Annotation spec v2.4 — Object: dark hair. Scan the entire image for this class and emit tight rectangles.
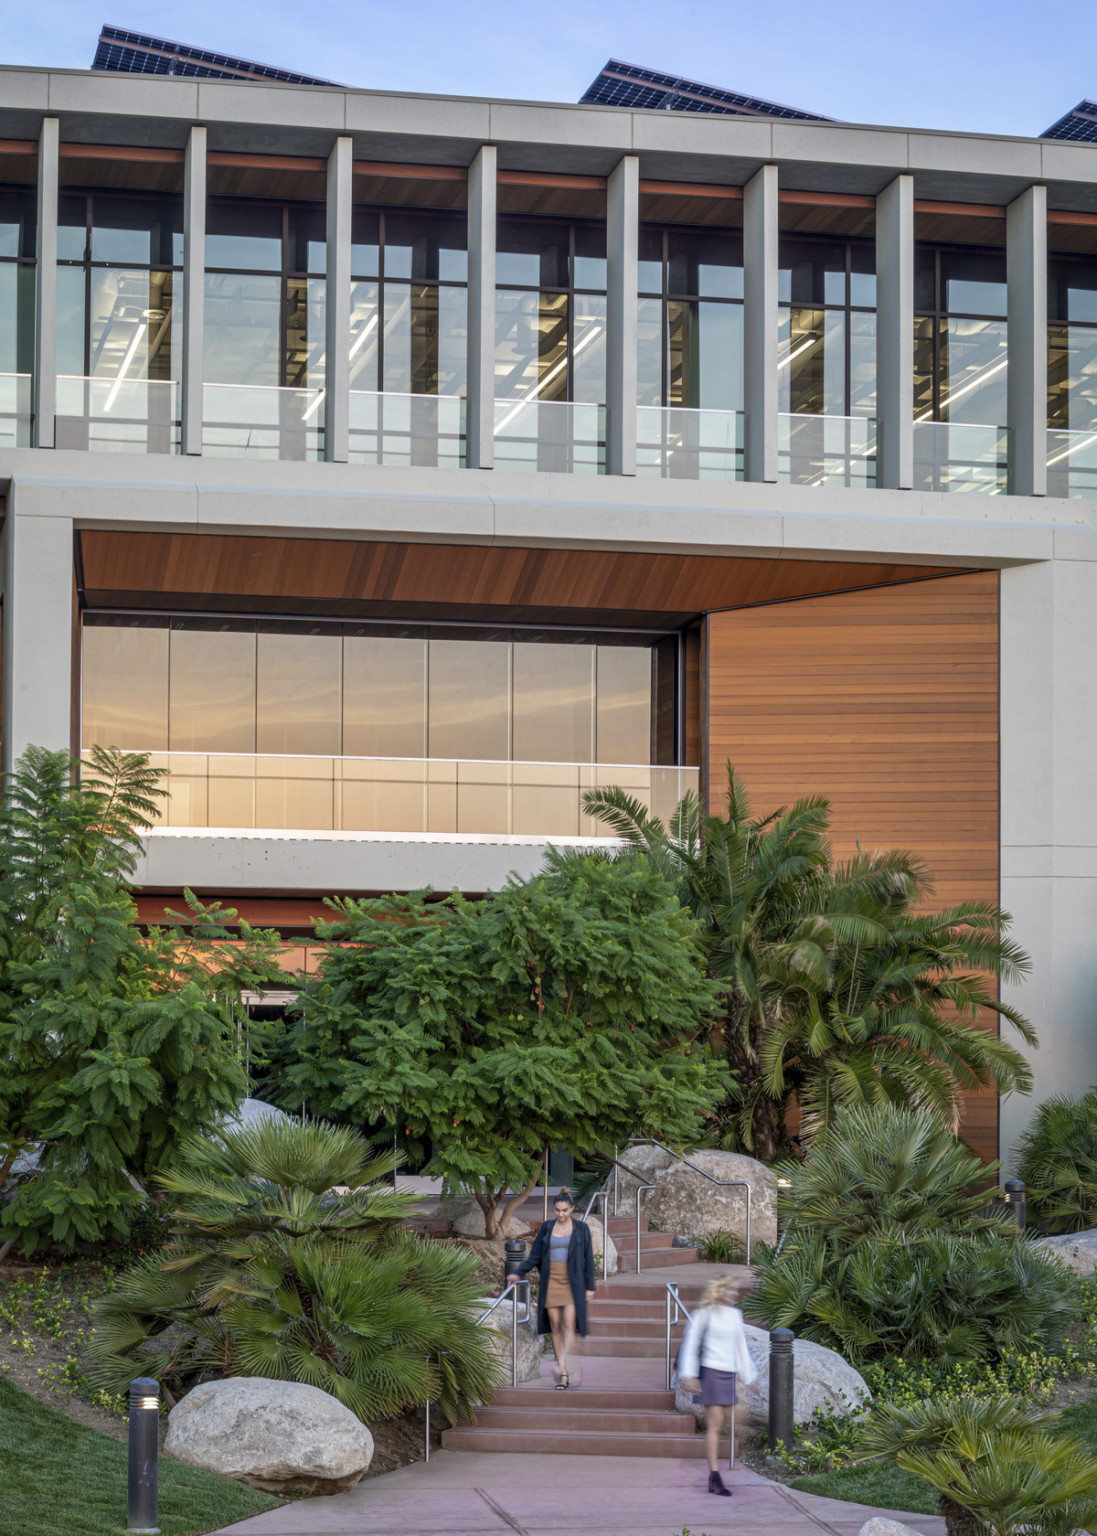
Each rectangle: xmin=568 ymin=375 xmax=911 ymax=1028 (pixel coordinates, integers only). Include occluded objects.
xmin=554 ymin=1188 xmax=575 ymax=1207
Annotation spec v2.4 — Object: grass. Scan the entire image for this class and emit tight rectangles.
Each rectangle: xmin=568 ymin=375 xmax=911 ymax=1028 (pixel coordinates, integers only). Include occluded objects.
xmin=0 ymin=1376 xmax=279 ymax=1536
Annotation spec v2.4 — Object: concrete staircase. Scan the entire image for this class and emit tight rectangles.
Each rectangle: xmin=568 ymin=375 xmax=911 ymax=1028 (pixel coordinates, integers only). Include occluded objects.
xmin=442 ymin=1217 xmax=718 ymax=1458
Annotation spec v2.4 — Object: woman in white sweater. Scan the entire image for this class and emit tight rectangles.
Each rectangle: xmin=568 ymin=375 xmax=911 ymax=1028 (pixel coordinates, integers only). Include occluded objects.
xmin=677 ymin=1274 xmax=758 ymax=1496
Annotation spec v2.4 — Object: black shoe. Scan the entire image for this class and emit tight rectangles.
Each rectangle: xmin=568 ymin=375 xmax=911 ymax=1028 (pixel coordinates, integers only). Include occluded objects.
xmin=708 ymin=1470 xmax=732 ymax=1496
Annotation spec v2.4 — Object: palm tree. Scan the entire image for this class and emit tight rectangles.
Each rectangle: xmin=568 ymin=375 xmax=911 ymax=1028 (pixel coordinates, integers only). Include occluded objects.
xmin=575 ymin=765 xmax=1035 ymax=1157
xmin=1015 ymin=1089 xmax=1097 ymax=1233
xmin=89 ymin=1117 xmax=502 ymax=1423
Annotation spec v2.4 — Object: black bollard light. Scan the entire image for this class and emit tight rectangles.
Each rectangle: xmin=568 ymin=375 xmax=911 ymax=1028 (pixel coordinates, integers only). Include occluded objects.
xmin=128 ymin=1377 xmax=160 ymax=1534
xmin=503 ymin=1239 xmax=527 ymax=1286
xmin=1004 ymin=1179 xmax=1026 ymax=1232
xmin=768 ymin=1329 xmax=795 ymax=1456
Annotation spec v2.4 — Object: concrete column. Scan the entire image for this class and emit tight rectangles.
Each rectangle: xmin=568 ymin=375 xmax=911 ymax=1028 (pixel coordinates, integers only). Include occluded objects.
xmin=606 ymin=154 xmax=638 ymax=477
xmin=0 ymin=507 xmax=75 ymax=772
xmin=324 ymin=136 xmax=352 ymax=464
xmin=33 ymin=116 xmax=59 ymax=450
xmin=743 ymin=163 xmax=778 ymax=483
xmin=1007 ymin=184 xmax=1048 ymax=498
xmin=466 ymin=144 xmax=497 ymax=470
xmin=182 ymin=125 xmax=207 ymax=457
xmin=875 ymin=174 xmax=914 ymax=490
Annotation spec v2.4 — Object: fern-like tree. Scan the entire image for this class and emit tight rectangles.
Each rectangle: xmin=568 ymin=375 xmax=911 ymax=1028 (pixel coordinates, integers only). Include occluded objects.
xmin=578 ymin=767 xmax=1034 ymax=1156
xmin=88 ymin=1117 xmax=502 ymax=1424
xmin=271 ymin=854 xmax=730 ymax=1238
xmin=1015 ymin=1089 xmax=1097 ymax=1233
xmin=0 ymin=746 xmax=286 ymax=1255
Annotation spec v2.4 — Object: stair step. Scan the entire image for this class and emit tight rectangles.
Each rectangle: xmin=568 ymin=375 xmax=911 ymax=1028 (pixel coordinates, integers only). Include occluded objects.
xmin=491 ymin=1387 xmax=676 ymax=1410
xmin=587 ymin=1299 xmax=689 ymax=1320
xmin=616 ymin=1247 xmax=699 ymax=1271
xmin=597 ymin=1281 xmax=708 ymax=1303
xmin=467 ymin=1406 xmax=692 ymax=1434
xmin=442 ymin=1427 xmax=707 ymax=1458
xmin=606 ymin=1218 xmax=650 ymax=1234
xmin=612 ymin=1231 xmax=681 ymax=1251
xmin=582 ymin=1335 xmax=673 ymax=1357
xmin=586 ymin=1318 xmax=674 ymax=1339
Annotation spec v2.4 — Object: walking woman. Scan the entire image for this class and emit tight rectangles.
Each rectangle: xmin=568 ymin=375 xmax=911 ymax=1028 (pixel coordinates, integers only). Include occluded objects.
xmin=677 ymin=1274 xmax=758 ymax=1496
xmin=506 ymin=1189 xmax=595 ymax=1389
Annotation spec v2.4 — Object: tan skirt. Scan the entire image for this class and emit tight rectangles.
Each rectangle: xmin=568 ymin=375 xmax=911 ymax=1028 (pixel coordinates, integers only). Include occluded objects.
xmin=544 ymin=1260 xmax=574 ymax=1309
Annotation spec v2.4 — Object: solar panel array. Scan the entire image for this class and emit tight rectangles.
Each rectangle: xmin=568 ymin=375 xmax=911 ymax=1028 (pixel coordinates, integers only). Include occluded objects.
xmin=91 ymin=24 xmax=341 ymax=85
xmin=579 ymin=59 xmax=828 ymax=121
xmin=1041 ymin=101 xmax=1097 ymax=144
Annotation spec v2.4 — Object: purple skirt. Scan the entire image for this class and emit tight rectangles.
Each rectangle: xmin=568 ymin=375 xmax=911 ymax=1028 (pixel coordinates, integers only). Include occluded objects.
xmin=699 ymin=1367 xmax=738 ymax=1407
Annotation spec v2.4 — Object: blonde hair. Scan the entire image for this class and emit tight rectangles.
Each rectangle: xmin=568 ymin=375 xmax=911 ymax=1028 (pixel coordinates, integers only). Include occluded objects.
xmin=701 ymin=1273 xmax=742 ymax=1310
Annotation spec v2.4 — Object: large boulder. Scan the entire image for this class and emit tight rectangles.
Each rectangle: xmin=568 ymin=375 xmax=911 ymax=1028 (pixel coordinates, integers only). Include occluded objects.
xmin=643 ymin=1149 xmax=778 ymax=1256
xmin=164 ymin=1377 xmax=373 ymax=1495
xmin=675 ymin=1323 xmax=870 ymax=1429
xmin=475 ymin=1294 xmax=542 ymax=1385
xmin=1036 ymin=1228 xmax=1097 ymax=1276
xmin=613 ymin=1145 xmax=677 ymax=1215
xmin=436 ymin=1198 xmax=532 ymax=1240
xmin=858 ymin=1522 xmax=927 ymax=1536
xmin=585 ymin=1215 xmax=618 ymax=1278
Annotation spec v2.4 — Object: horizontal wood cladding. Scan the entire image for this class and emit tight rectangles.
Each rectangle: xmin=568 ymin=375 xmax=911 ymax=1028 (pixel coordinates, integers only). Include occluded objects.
xmin=79 ymin=530 xmax=953 ymax=628
xmin=706 ymin=571 xmax=1000 ymax=1160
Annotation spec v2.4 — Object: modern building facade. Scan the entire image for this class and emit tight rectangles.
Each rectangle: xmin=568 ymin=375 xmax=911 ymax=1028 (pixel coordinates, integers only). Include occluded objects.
xmin=2 ymin=67 xmax=1097 ymax=1165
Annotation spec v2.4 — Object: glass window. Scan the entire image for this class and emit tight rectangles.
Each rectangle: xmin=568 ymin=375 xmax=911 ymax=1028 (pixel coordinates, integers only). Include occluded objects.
xmin=0 ymin=262 xmax=35 ymax=374
xmin=1049 ymin=257 xmax=1097 ymax=432
xmin=286 ymin=276 xmax=326 ymax=392
xmin=81 ymin=619 xmax=168 ymax=749
xmin=639 ymin=227 xmax=744 ymax=409
xmin=915 ymin=247 xmax=1007 ymax=424
xmin=497 ymin=219 xmax=567 ymax=288
xmin=0 ymin=188 xmax=35 ymax=260
xmin=257 ymin=629 xmax=342 ymax=756
xmin=56 ymin=265 xmax=87 ymax=377
xmin=91 ymin=196 xmax=182 ymax=268
xmin=169 ymin=624 xmax=256 ymax=753
xmin=204 ymin=272 xmax=282 ymax=387
xmin=206 ymin=203 xmax=282 ymax=271
xmin=596 ymin=646 xmax=652 ymax=764
xmin=87 ymin=268 xmax=180 ymax=383
xmin=495 ymin=289 xmax=569 ymax=402
xmin=495 ymin=219 xmax=605 ymax=405
xmin=428 ymin=636 xmax=511 ymax=760
xmin=512 ymin=640 xmax=594 ymax=763
xmin=349 ymin=281 xmax=380 ymax=392
xmin=778 ymin=236 xmax=876 ymax=418
xmin=669 ymin=299 xmax=744 ymax=411
xmin=343 ymin=633 xmax=427 ymax=758
xmin=779 ymin=308 xmax=847 ymax=415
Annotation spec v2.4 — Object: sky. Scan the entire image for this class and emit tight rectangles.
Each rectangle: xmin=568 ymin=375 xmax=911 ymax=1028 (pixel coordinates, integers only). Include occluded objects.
xmin=1 ymin=0 xmax=1090 ymax=141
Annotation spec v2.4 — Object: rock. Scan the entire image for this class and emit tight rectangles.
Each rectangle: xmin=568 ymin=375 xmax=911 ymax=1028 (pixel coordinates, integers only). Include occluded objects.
xmin=674 ymin=1322 xmax=870 ymax=1428
xmin=164 ymin=1377 xmax=373 ymax=1495
xmin=585 ymin=1215 xmax=618 ymax=1278
xmin=436 ymin=1198 xmax=532 ymax=1240
xmin=474 ymin=1294 xmax=542 ymax=1385
xmin=858 ymin=1522 xmax=927 ymax=1536
xmin=223 ymin=1097 xmax=293 ymax=1131
xmin=613 ymin=1145 xmax=677 ymax=1215
xmin=643 ymin=1149 xmax=778 ymax=1257
xmin=1036 ymin=1228 xmax=1097 ymax=1276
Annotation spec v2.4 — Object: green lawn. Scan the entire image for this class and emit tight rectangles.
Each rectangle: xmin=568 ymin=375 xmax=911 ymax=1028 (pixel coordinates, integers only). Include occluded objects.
xmin=791 ymin=1383 xmax=1097 ymax=1514
xmin=0 ymin=1378 xmax=279 ymax=1536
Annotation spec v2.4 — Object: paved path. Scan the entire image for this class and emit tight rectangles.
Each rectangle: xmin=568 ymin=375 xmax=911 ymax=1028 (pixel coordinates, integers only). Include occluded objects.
xmin=209 ymin=1450 xmax=947 ymax=1536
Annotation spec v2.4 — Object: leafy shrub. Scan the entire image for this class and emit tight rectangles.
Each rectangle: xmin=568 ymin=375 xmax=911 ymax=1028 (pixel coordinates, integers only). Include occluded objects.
xmin=87 ymin=1116 xmax=502 ymax=1424
xmin=698 ymin=1229 xmax=742 ymax=1264
xmin=1015 ymin=1089 xmax=1097 ymax=1234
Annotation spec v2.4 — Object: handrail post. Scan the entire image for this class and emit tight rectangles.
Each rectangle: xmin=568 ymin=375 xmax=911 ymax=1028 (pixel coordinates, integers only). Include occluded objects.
xmin=613 ymin=1145 xmax=619 ymax=1218
xmin=424 ymin=1396 xmax=430 ymax=1462
xmin=745 ymin=1187 xmax=751 ymax=1264
xmin=511 ymin=1284 xmax=518 ymax=1387
xmin=665 ymin=1285 xmax=672 ymax=1391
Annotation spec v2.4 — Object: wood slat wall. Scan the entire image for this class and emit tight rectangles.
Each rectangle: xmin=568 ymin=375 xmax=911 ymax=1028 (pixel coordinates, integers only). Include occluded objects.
xmin=705 ymin=570 xmax=1001 ymax=1160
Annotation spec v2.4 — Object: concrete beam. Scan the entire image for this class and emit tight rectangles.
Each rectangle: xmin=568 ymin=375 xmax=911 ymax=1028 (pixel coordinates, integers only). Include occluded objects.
xmin=876 ymin=174 xmax=914 ymax=490
xmin=324 ymin=136 xmax=353 ymax=464
xmin=606 ymin=154 xmax=639 ymax=477
xmin=0 ymin=508 xmax=74 ymax=772
xmin=466 ymin=144 xmax=497 ymax=470
xmin=1007 ymin=184 xmax=1048 ymax=498
xmin=744 ymin=163 xmax=778 ymax=484
xmin=182 ymin=125 xmax=206 ymax=457
xmin=33 ymin=116 xmax=58 ymax=450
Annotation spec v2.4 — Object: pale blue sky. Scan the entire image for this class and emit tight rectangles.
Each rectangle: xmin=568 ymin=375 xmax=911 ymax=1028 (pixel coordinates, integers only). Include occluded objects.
xmin=2 ymin=0 xmax=1086 ymax=140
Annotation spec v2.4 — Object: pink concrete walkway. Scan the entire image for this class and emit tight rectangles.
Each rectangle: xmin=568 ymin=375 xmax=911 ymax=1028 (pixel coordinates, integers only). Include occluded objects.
xmin=209 ymin=1450 xmax=947 ymax=1536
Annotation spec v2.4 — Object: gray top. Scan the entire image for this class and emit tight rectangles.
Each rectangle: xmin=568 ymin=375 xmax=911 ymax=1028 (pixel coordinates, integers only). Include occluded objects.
xmin=549 ymin=1226 xmax=573 ymax=1263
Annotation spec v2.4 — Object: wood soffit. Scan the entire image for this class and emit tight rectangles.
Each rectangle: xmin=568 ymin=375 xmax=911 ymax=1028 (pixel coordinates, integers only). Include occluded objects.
xmin=79 ymin=531 xmax=959 ymax=628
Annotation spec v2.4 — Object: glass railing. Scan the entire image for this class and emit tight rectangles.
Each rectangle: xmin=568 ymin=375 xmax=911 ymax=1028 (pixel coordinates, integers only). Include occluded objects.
xmin=202 ymin=384 xmax=324 ymax=460
xmin=493 ymin=399 xmax=605 ymax=475
xmin=912 ymin=422 xmax=1009 ymax=494
xmin=0 ymin=372 xmax=32 ymax=449
xmin=636 ymin=406 xmax=742 ymax=481
xmin=348 ymin=391 xmax=465 ymax=468
xmin=54 ymin=376 xmax=179 ymax=455
xmin=140 ymin=752 xmax=697 ymax=838
xmin=1047 ymin=429 xmax=1097 ymax=499
xmin=779 ymin=413 xmax=876 ymax=488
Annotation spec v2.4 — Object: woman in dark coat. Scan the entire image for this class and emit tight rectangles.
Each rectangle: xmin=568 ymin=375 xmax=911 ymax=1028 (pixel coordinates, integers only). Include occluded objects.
xmin=506 ymin=1189 xmax=595 ymax=1389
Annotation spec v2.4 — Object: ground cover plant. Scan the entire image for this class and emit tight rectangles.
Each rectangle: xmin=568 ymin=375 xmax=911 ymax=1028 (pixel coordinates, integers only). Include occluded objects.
xmin=0 ymin=745 xmax=285 ymax=1256
xmin=1016 ymin=1088 xmax=1097 ymax=1233
xmin=576 ymin=766 xmax=1035 ymax=1158
xmin=0 ymin=1375 xmax=277 ymax=1536
xmin=88 ymin=1115 xmax=502 ymax=1424
xmin=271 ymin=854 xmax=730 ymax=1237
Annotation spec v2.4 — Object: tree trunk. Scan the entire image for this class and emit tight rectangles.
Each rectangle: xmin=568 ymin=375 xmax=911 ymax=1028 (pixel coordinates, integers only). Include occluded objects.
xmin=939 ymin=1494 xmax=985 ymax=1536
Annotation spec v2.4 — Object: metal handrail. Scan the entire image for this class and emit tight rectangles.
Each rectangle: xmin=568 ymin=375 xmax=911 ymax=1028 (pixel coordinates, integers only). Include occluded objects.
xmin=428 ymin=1282 xmax=531 ymax=1461
xmin=666 ymin=1282 xmax=736 ymax=1470
xmin=581 ymin=1152 xmax=656 ymax=1279
xmin=627 ymin=1138 xmax=752 ymax=1266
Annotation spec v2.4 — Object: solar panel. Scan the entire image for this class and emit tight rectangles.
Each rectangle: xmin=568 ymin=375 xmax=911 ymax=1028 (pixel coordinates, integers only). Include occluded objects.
xmin=91 ymin=23 xmax=342 ymax=86
xmin=579 ymin=59 xmax=829 ymax=121
xmin=1041 ymin=101 xmax=1097 ymax=144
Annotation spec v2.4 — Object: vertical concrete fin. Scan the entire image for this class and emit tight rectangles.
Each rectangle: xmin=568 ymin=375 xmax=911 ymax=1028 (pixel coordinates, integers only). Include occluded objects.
xmin=876 ymin=173 xmax=914 ymax=490
xmin=1007 ymin=184 xmax=1047 ymax=498
xmin=466 ymin=144 xmax=497 ymax=470
xmin=743 ymin=163 xmax=778 ymax=483
xmin=182 ymin=125 xmax=207 ymax=458
xmin=33 ymin=116 xmax=59 ymax=450
xmin=606 ymin=154 xmax=639 ymax=477
xmin=1 ymin=507 xmax=75 ymax=774
xmin=325 ymin=136 xmax=352 ymax=464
